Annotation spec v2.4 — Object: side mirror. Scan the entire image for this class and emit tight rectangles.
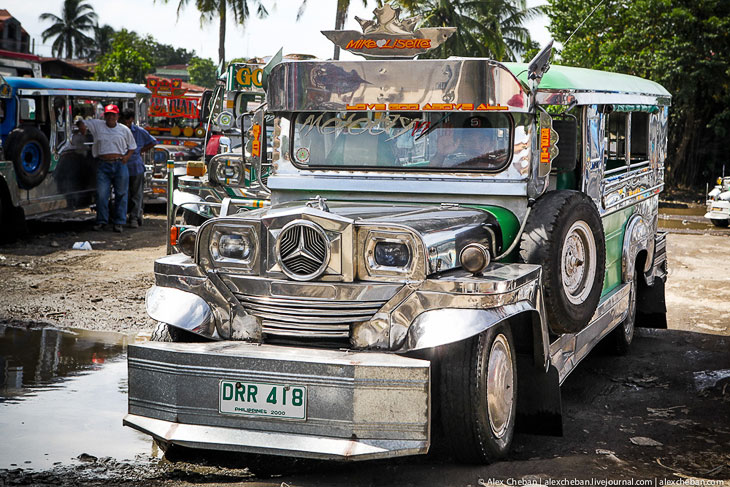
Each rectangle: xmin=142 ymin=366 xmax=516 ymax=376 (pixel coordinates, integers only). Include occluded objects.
xmin=217 ymin=111 xmax=234 ymax=130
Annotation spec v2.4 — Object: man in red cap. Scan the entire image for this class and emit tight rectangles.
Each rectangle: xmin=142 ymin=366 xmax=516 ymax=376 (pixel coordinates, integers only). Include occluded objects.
xmin=79 ymin=104 xmax=136 ymax=232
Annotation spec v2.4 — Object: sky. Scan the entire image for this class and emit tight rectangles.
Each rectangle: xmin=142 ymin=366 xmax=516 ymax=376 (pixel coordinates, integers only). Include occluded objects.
xmin=7 ymin=0 xmax=551 ymax=63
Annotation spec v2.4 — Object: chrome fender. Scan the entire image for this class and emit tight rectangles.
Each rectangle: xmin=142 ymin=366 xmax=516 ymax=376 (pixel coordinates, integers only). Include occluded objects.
xmin=622 ymin=214 xmax=653 ymax=285
xmin=146 ymin=286 xmax=217 ymax=338
xmin=172 ymin=189 xmax=206 ymax=215
xmin=401 ymin=301 xmax=539 ymax=352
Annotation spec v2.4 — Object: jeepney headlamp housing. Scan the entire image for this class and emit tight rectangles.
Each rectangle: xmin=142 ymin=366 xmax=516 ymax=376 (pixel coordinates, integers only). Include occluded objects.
xmin=210 ymin=157 xmax=243 ymax=186
xmin=358 ymin=228 xmax=423 ymax=281
xmin=206 ymin=224 xmax=259 ymax=272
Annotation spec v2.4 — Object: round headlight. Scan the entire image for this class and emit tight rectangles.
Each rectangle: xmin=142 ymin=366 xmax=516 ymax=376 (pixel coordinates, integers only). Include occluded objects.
xmin=460 ymin=243 xmax=491 ymax=274
xmin=374 ymin=242 xmax=410 ymax=268
xmin=178 ymin=228 xmax=197 ymax=256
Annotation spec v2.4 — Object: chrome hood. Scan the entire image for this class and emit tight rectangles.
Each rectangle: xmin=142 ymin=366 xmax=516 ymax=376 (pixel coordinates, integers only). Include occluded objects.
xmin=196 ymin=200 xmax=504 ymax=282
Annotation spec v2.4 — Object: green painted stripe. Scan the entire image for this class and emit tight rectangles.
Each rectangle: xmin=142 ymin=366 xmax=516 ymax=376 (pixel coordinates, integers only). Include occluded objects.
xmin=600 ymin=206 xmax=634 ymax=296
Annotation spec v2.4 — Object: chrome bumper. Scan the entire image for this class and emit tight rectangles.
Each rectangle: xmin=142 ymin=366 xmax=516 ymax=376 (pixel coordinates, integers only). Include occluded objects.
xmin=124 ymin=341 xmax=430 ymax=460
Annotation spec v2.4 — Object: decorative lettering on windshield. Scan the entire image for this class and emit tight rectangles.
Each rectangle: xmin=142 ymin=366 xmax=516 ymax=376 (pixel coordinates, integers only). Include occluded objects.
xmin=345 ymin=103 xmax=508 ymax=111
xmin=298 ymin=113 xmax=430 ymax=141
xmin=292 ymin=111 xmax=513 ymax=172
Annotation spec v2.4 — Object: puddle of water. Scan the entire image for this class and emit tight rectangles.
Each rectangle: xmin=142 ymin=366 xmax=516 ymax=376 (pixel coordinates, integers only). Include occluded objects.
xmin=657 ymin=217 xmax=715 ymax=231
xmin=693 ymin=369 xmax=730 ymax=391
xmin=0 ymin=325 xmax=154 ymax=471
xmin=660 ymin=205 xmax=707 ymax=217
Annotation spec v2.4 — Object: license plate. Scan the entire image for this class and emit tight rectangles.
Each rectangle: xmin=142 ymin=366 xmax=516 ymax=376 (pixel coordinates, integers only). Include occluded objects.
xmin=219 ymin=380 xmax=307 ymax=420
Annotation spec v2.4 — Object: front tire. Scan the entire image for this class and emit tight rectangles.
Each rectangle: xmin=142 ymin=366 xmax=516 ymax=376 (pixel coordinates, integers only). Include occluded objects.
xmin=710 ymin=218 xmax=729 ymax=228
xmin=439 ymin=324 xmax=517 ymax=463
xmin=151 ymin=322 xmax=203 ymax=342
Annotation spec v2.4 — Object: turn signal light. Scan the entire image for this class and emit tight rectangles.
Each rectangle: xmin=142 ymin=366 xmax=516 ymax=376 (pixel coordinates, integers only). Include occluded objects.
xmin=170 ymin=226 xmax=179 ymax=246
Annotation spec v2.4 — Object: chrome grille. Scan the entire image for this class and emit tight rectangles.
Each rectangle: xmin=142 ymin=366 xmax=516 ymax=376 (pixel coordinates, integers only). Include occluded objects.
xmin=235 ymin=294 xmax=386 ymax=338
xmin=276 ymin=221 xmax=330 ymax=280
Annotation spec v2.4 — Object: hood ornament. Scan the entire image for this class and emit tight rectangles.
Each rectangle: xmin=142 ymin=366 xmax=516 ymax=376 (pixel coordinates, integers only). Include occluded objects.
xmin=306 ymin=195 xmax=330 ymax=212
xmin=321 ymin=3 xmax=455 ymax=59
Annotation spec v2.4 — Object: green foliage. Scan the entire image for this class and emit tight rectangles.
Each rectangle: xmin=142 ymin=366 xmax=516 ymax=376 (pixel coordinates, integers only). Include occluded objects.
xmin=94 ymin=46 xmax=152 ymax=83
xmin=397 ymin=0 xmax=544 ymax=61
xmin=39 ymin=0 xmax=97 ymax=59
xmin=547 ymin=0 xmax=730 ymax=187
xmin=188 ymin=57 xmax=217 ymax=88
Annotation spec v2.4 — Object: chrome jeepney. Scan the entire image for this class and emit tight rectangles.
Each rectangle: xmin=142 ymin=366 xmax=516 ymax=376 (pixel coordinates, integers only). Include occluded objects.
xmin=172 ymin=62 xmax=271 ymax=228
xmin=126 ymin=6 xmax=670 ymax=463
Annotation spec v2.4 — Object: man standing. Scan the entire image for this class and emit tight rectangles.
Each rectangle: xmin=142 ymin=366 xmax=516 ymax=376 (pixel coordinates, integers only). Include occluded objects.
xmin=79 ymin=104 xmax=136 ymax=232
xmin=120 ymin=110 xmax=157 ymax=228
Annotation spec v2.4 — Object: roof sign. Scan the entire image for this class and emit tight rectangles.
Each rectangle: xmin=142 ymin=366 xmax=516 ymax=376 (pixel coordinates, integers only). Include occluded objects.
xmin=321 ymin=4 xmax=455 ymax=59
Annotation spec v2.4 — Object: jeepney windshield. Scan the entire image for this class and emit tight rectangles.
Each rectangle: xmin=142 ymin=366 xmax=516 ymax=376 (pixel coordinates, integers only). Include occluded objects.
xmin=291 ymin=111 xmax=512 ymax=171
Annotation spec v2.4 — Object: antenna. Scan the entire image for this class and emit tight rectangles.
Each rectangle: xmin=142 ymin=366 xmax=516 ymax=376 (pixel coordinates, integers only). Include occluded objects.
xmin=563 ymin=0 xmax=607 ymax=48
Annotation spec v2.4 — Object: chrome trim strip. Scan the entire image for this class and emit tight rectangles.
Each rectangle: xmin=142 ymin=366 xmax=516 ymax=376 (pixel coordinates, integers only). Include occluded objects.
xmin=123 ymin=415 xmax=428 ymax=460
xmin=549 ymin=283 xmax=631 ymax=384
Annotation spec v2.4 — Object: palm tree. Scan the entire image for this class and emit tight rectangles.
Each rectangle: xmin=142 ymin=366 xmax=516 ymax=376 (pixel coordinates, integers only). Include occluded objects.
xmin=39 ymin=0 xmax=98 ymax=59
xmin=92 ymin=24 xmax=116 ymax=60
xmin=397 ymin=0 xmax=544 ymax=61
xmin=297 ymin=0 xmax=371 ymax=60
xmin=159 ymin=0 xmax=268 ymax=66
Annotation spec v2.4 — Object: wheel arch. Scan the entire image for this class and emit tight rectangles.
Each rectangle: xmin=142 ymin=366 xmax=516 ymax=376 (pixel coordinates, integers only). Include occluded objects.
xmin=621 ymin=214 xmax=653 ymax=286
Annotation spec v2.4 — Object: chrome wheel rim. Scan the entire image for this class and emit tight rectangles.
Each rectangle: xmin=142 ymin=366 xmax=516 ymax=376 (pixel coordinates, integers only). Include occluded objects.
xmin=487 ymin=334 xmax=514 ymax=439
xmin=562 ymin=220 xmax=597 ymax=305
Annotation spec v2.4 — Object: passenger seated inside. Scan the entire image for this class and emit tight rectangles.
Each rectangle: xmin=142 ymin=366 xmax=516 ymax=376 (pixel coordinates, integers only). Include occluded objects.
xmin=430 ymin=116 xmax=508 ymax=170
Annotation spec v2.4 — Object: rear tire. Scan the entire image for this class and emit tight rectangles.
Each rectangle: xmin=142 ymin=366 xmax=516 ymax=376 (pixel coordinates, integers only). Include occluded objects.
xmin=608 ymin=271 xmax=638 ymax=355
xmin=519 ymin=190 xmax=606 ymax=334
xmin=439 ymin=324 xmax=517 ymax=463
xmin=5 ymin=127 xmax=51 ymax=189
xmin=710 ymin=218 xmax=729 ymax=228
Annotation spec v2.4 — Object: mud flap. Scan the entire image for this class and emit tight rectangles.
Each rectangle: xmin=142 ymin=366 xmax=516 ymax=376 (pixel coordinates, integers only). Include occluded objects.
xmin=516 ymin=354 xmax=562 ymax=436
xmin=636 ymin=274 xmax=667 ymax=329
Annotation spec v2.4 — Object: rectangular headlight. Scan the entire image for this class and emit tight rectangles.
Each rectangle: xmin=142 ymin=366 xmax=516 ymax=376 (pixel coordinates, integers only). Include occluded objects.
xmin=357 ymin=227 xmax=424 ymax=281
xmin=205 ymin=223 xmax=259 ymax=273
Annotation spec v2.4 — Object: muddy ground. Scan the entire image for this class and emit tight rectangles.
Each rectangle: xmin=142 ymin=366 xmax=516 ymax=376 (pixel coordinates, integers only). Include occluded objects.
xmin=0 ymin=203 xmax=729 ymax=486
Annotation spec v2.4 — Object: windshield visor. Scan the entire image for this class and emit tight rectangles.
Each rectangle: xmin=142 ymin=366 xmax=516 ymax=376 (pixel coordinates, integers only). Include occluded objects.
xmin=292 ymin=112 xmax=512 ymax=171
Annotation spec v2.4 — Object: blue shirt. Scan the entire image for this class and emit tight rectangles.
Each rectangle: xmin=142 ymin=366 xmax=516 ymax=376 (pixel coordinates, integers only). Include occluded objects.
xmin=128 ymin=124 xmax=157 ymax=176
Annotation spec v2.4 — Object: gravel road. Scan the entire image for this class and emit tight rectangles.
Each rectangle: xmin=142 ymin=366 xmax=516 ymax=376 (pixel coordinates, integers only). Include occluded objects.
xmin=0 ymin=205 xmax=728 ymax=486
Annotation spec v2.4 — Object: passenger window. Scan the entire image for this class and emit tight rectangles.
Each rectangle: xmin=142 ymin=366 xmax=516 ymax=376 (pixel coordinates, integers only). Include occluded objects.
xmin=53 ymin=96 xmax=68 ymax=150
xmin=19 ymin=97 xmax=36 ymax=121
xmin=630 ymin=112 xmax=649 ymax=162
xmin=606 ymin=113 xmax=627 ymax=171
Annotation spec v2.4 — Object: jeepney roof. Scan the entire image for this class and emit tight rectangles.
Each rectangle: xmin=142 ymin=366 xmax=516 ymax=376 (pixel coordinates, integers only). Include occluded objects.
xmin=5 ymin=76 xmax=151 ymax=96
xmin=503 ymin=63 xmax=671 ymax=106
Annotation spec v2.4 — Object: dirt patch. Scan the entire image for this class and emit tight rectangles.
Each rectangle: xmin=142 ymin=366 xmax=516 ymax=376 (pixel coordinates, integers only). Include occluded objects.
xmin=0 ymin=210 xmax=166 ymax=333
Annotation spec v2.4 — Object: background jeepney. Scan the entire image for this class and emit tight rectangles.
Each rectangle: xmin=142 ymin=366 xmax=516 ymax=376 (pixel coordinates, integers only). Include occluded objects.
xmin=126 ymin=47 xmax=670 ymax=463
xmin=143 ymin=76 xmax=209 ymax=204
xmin=171 ymin=62 xmax=271 ymax=243
xmin=0 ymin=76 xmax=150 ymax=230
xmin=705 ymin=174 xmax=730 ymax=227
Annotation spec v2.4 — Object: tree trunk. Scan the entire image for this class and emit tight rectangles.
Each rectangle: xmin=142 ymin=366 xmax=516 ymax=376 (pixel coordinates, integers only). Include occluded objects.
xmin=668 ymin=106 xmax=696 ymax=187
xmin=218 ymin=0 xmax=227 ymax=66
xmin=333 ymin=0 xmax=348 ymax=60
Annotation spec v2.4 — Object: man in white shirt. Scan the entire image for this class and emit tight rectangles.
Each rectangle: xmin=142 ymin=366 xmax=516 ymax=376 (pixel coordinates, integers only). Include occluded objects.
xmin=79 ymin=104 xmax=136 ymax=232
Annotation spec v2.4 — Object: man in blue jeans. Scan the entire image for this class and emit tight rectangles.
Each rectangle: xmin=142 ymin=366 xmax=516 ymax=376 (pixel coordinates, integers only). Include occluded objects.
xmin=79 ymin=104 xmax=136 ymax=232
xmin=120 ymin=110 xmax=156 ymax=228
